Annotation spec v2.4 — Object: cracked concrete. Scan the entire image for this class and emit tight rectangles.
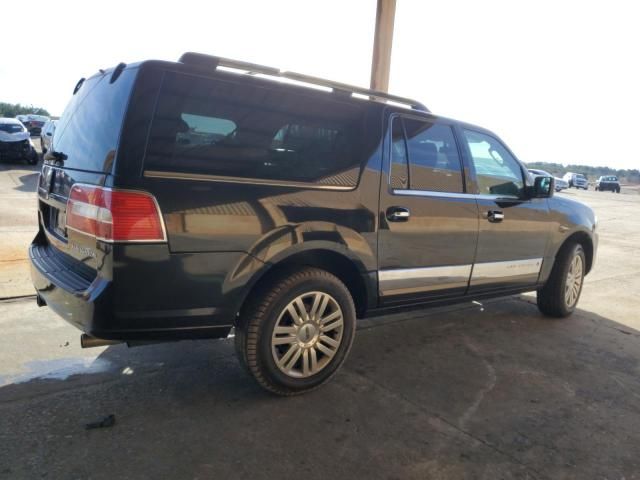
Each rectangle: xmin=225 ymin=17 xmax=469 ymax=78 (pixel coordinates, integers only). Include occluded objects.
xmin=1 ymin=159 xmax=640 ymax=478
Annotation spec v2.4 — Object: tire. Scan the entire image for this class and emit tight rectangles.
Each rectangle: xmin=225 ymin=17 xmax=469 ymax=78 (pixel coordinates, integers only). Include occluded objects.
xmin=616 ymin=188 xmax=621 ymax=193
xmin=235 ymin=267 xmax=356 ymax=396
xmin=25 ymin=150 xmax=38 ymax=165
xmin=537 ymin=243 xmax=586 ymax=318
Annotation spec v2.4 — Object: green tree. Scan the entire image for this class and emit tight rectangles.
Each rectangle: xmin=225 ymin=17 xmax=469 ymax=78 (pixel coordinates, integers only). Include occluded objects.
xmin=0 ymin=102 xmax=51 ymax=118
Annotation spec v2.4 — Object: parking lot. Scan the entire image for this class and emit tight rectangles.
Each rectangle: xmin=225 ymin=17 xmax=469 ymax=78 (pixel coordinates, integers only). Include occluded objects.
xmin=1 ymin=149 xmax=640 ymax=479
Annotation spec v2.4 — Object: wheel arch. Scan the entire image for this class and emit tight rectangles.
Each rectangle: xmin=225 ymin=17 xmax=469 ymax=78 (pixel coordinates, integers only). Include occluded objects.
xmin=558 ymin=231 xmax=594 ymax=274
xmin=234 ymin=248 xmax=373 ymax=323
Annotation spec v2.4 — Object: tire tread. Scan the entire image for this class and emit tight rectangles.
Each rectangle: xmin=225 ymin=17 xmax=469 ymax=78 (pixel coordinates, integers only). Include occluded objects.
xmin=235 ymin=267 xmax=355 ymax=396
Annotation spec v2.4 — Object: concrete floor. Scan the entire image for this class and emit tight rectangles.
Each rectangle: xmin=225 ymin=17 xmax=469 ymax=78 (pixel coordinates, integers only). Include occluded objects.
xmin=1 ymin=154 xmax=640 ymax=479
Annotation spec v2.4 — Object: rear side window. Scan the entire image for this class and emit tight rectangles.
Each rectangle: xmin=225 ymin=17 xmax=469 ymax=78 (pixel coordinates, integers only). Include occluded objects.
xmin=389 ymin=117 xmax=464 ymax=193
xmin=52 ymin=68 xmax=137 ymax=172
xmin=404 ymin=119 xmax=463 ymax=193
xmin=145 ymin=72 xmax=366 ymax=187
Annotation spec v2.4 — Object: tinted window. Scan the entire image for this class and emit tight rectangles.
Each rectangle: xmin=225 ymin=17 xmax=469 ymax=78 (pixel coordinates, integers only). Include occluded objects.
xmin=464 ymin=129 xmax=524 ymax=197
xmin=404 ymin=119 xmax=463 ymax=192
xmin=52 ymin=68 xmax=137 ymax=172
xmin=145 ymin=72 xmax=365 ymax=186
xmin=390 ymin=117 xmax=409 ymax=189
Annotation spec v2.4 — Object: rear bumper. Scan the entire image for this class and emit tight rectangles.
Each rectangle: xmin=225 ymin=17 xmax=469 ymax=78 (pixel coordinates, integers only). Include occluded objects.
xmin=29 ymin=241 xmax=234 ymax=340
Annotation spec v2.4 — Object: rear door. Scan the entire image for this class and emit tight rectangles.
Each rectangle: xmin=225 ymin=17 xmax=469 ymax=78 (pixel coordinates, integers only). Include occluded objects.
xmin=378 ymin=115 xmax=478 ymax=305
xmin=459 ymin=128 xmax=551 ymax=292
xmin=36 ymin=67 xmax=138 ymax=273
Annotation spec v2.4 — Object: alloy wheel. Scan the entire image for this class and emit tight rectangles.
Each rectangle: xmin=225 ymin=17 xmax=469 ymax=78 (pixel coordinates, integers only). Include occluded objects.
xmin=564 ymin=254 xmax=583 ymax=308
xmin=271 ymin=291 xmax=344 ymax=378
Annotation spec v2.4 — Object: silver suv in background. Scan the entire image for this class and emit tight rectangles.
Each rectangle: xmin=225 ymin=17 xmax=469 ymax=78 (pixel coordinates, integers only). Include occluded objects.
xmin=563 ymin=172 xmax=588 ymax=189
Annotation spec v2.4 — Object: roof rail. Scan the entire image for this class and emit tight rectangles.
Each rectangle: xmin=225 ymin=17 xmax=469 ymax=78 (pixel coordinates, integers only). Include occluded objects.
xmin=178 ymin=52 xmax=429 ymax=113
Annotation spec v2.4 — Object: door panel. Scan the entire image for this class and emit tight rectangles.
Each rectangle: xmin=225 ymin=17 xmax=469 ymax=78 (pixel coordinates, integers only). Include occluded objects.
xmin=379 ymin=116 xmax=479 ymax=304
xmin=460 ymin=128 xmax=551 ymax=292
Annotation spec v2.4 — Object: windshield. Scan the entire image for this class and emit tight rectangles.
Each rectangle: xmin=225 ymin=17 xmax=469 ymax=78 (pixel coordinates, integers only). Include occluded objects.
xmin=0 ymin=123 xmax=25 ymax=133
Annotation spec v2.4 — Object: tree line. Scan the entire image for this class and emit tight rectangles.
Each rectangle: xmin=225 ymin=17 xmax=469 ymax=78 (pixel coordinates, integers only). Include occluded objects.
xmin=525 ymin=161 xmax=640 ymax=184
xmin=0 ymin=102 xmax=51 ymax=118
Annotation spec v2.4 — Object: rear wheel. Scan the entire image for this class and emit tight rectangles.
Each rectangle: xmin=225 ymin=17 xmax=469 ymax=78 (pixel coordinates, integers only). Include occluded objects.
xmin=537 ymin=243 xmax=585 ymax=317
xmin=235 ymin=267 xmax=356 ymax=395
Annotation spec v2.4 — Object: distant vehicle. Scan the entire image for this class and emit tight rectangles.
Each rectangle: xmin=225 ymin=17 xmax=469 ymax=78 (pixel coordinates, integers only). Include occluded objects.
xmin=0 ymin=118 xmax=38 ymax=164
xmin=563 ymin=172 xmax=588 ymax=190
xmin=30 ymin=53 xmax=598 ymax=395
xmin=40 ymin=120 xmax=57 ymax=154
xmin=528 ymin=169 xmax=568 ymax=191
xmin=595 ymin=175 xmax=620 ymax=193
xmin=16 ymin=114 xmax=50 ymax=135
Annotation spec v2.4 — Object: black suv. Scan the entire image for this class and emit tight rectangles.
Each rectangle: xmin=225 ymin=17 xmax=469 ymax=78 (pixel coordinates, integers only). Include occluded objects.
xmin=30 ymin=53 xmax=598 ymax=395
xmin=596 ymin=176 xmax=621 ymax=193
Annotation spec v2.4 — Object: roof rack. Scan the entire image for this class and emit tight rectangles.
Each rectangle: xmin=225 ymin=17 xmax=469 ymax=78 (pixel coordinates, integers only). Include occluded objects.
xmin=178 ymin=52 xmax=429 ymax=113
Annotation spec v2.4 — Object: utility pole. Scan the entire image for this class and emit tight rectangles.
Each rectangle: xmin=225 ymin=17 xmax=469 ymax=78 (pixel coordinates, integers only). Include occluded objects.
xmin=370 ymin=0 xmax=397 ymax=93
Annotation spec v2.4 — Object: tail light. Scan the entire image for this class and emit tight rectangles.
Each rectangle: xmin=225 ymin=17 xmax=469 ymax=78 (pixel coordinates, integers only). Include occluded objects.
xmin=66 ymin=184 xmax=166 ymax=242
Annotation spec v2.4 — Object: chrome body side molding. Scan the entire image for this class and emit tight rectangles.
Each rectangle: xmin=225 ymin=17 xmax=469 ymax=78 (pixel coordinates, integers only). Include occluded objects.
xmin=470 ymin=258 xmax=543 ymax=286
xmin=143 ymin=170 xmax=355 ymax=191
xmin=378 ymin=258 xmax=544 ymax=296
xmin=379 ymin=265 xmax=472 ymax=296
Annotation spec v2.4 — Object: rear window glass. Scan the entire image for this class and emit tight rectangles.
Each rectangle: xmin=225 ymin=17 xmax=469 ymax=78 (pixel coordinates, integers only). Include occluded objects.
xmin=145 ymin=71 xmax=365 ymax=186
xmin=51 ymin=67 xmax=137 ymax=172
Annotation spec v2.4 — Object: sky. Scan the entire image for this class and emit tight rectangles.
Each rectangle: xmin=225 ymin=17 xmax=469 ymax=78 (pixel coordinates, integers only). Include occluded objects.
xmin=1 ymin=0 xmax=638 ymax=169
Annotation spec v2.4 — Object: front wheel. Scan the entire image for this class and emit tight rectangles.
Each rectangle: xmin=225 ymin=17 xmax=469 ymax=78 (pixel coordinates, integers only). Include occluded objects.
xmin=537 ymin=243 xmax=586 ymax=317
xmin=25 ymin=150 xmax=38 ymax=165
xmin=235 ymin=268 xmax=356 ymax=395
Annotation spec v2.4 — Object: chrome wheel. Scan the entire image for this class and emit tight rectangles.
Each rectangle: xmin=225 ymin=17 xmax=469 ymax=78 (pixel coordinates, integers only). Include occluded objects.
xmin=564 ymin=254 xmax=583 ymax=308
xmin=271 ymin=291 xmax=344 ymax=378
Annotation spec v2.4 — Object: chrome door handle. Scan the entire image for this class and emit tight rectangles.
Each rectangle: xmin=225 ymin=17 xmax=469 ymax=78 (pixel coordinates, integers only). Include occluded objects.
xmin=487 ymin=210 xmax=504 ymax=223
xmin=386 ymin=206 xmax=410 ymax=222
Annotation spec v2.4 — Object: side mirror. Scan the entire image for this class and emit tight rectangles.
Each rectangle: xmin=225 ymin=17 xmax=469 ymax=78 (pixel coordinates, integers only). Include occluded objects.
xmin=46 ymin=132 xmax=52 ymax=136
xmin=530 ymin=175 xmax=554 ymax=198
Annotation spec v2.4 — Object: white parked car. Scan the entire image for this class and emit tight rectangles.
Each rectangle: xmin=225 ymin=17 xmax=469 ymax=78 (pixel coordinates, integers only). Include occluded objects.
xmin=563 ymin=172 xmax=588 ymax=190
xmin=528 ymin=169 xmax=568 ymax=191
xmin=0 ymin=118 xmax=38 ymax=164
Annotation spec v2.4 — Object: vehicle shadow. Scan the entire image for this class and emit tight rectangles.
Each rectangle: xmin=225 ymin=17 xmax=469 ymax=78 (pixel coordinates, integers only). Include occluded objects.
xmin=0 ymin=160 xmax=40 ymax=192
xmin=1 ymin=298 xmax=639 ymax=478
xmin=14 ymin=172 xmax=39 ymax=192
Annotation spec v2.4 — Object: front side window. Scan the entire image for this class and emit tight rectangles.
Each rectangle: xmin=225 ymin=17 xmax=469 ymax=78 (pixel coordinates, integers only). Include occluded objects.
xmin=463 ymin=129 xmax=524 ymax=197
xmin=146 ymin=72 xmax=365 ymax=186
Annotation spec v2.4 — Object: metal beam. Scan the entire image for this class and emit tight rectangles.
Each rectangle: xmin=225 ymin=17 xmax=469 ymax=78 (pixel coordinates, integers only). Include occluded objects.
xmin=370 ymin=0 xmax=397 ymax=93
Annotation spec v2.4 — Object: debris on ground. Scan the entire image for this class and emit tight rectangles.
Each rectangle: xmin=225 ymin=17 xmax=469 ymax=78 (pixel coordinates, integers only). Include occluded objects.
xmin=85 ymin=414 xmax=116 ymax=430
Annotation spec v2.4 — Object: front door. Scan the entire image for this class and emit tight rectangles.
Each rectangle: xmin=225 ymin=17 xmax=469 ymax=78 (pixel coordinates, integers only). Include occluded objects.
xmin=459 ymin=128 xmax=551 ymax=292
xmin=378 ymin=115 xmax=479 ymax=305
